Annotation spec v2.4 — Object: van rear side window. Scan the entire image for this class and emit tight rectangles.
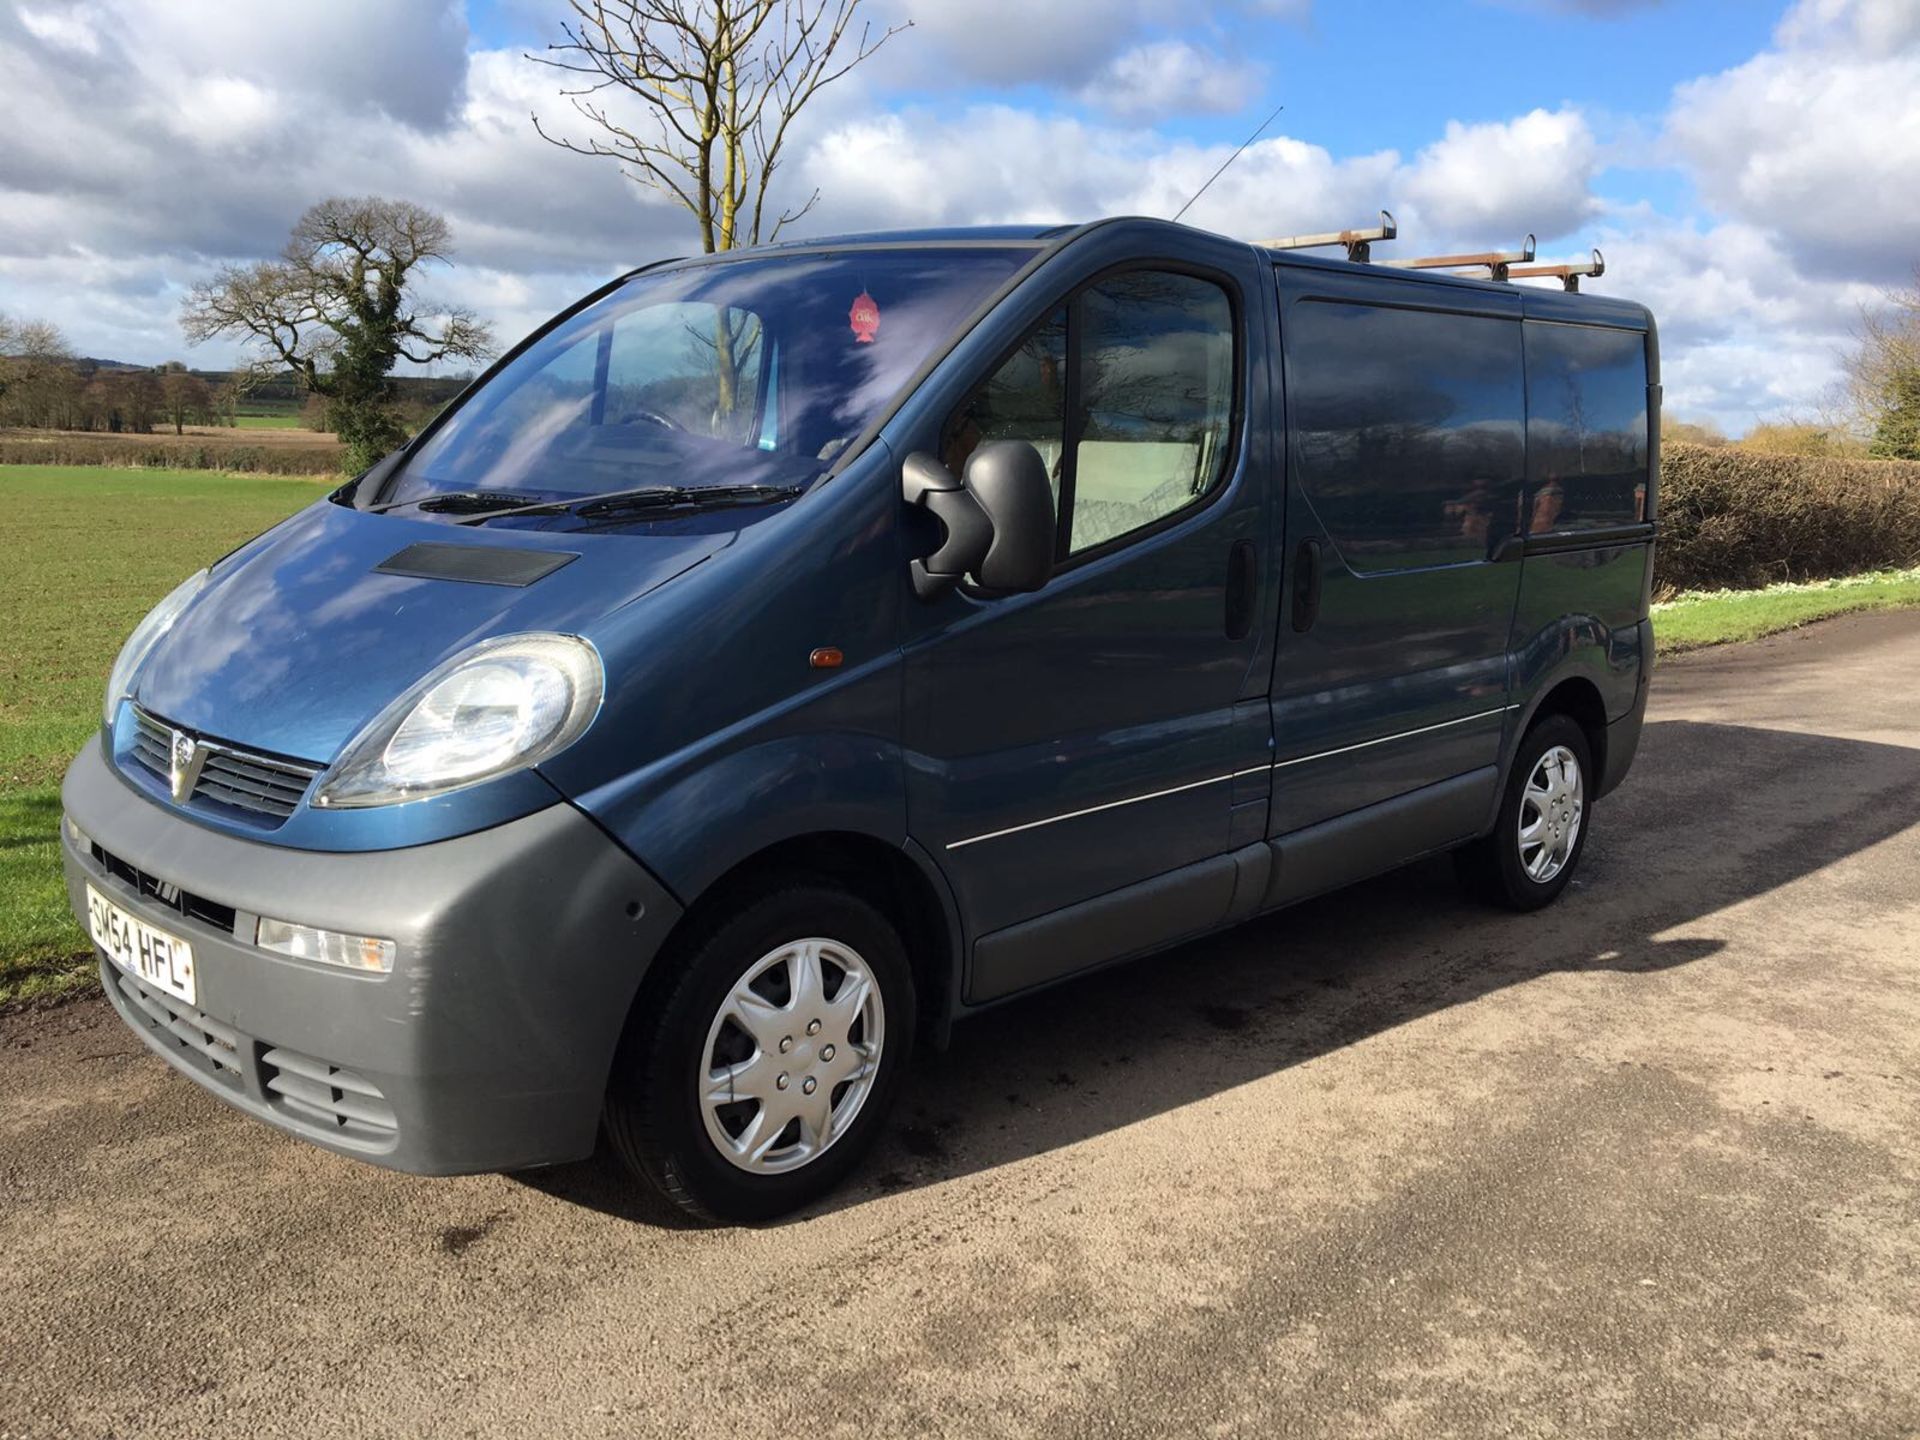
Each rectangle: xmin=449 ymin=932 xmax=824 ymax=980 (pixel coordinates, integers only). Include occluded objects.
xmin=1286 ymin=301 xmax=1525 ymax=571
xmin=1523 ymin=322 xmax=1651 ymax=533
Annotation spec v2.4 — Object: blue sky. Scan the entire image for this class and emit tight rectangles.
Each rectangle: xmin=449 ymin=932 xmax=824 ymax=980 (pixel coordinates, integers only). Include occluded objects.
xmin=3 ymin=0 xmax=1917 ymax=433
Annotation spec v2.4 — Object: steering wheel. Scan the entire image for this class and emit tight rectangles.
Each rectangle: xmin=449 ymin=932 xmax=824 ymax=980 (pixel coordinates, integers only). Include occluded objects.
xmin=615 ymin=407 xmax=681 ymax=431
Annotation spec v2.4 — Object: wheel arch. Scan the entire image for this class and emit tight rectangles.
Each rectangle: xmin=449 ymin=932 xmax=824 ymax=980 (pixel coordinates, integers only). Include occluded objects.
xmin=623 ymin=829 xmax=964 ymax=1063
xmin=1513 ymin=674 xmax=1610 ymax=791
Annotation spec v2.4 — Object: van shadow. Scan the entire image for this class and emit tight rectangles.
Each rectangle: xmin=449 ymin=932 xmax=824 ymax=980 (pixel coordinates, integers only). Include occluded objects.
xmin=520 ymin=720 xmax=1920 ymax=1227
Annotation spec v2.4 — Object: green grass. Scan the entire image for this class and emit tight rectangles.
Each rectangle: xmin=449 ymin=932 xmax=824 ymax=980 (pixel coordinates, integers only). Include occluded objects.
xmin=229 ymin=412 xmax=308 ymax=430
xmin=0 ymin=465 xmax=327 ymax=1004
xmin=1655 ymin=566 xmax=1920 ymax=655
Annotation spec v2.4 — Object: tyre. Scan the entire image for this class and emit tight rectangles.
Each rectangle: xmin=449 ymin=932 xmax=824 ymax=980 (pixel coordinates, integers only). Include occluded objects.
xmin=604 ymin=880 xmax=915 ymax=1224
xmin=1455 ymin=713 xmax=1593 ymax=912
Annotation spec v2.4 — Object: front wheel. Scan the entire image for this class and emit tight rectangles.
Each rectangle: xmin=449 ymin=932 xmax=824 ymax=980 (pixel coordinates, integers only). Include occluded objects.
xmin=1455 ymin=713 xmax=1593 ymax=911
xmin=604 ymin=881 xmax=915 ymax=1224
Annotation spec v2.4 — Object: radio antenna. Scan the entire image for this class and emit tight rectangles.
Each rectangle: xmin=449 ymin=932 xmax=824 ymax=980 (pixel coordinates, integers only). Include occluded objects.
xmin=1172 ymin=102 xmax=1286 ymax=223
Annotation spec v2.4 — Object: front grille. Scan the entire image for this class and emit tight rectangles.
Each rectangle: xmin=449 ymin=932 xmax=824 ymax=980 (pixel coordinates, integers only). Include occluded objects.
xmin=130 ymin=707 xmax=323 ymax=822
xmin=107 ymin=965 xmax=245 ymax=1088
xmin=262 ymin=1048 xmax=399 ymax=1139
xmin=91 ymin=840 xmax=236 ymax=934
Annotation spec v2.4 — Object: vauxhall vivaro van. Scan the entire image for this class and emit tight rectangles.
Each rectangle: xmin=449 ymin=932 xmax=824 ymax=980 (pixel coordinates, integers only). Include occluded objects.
xmin=63 ymin=217 xmax=1657 ymax=1222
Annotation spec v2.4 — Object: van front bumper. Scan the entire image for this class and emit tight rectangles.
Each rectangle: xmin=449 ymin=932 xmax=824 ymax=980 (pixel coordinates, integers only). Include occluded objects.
xmin=60 ymin=738 xmax=683 ymax=1175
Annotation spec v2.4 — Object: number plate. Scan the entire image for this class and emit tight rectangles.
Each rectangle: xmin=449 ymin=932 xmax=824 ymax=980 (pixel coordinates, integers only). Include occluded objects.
xmin=87 ymin=882 xmax=196 ymax=1006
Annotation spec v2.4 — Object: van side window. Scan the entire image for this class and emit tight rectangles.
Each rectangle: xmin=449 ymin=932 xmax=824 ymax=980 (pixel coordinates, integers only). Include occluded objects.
xmin=1523 ymin=322 xmax=1650 ymax=532
xmin=1287 ymin=300 xmax=1525 ymax=571
xmin=943 ymin=271 xmax=1238 ymax=562
xmin=1068 ymin=272 xmax=1235 ymax=554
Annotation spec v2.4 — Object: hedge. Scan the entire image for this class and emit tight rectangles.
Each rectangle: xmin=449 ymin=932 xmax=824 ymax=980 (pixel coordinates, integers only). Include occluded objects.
xmin=1655 ymin=443 xmax=1920 ymax=595
xmin=0 ymin=431 xmax=344 ymax=476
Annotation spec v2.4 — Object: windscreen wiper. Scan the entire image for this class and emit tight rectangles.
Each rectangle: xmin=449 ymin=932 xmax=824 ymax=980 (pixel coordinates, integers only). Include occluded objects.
xmin=451 ymin=483 xmax=804 ymax=526
xmin=369 ymin=489 xmax=546 ymax=515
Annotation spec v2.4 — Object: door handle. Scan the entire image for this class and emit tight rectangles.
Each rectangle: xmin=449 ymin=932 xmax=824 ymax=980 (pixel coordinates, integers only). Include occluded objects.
xmin=1225 ymin=539 xmax=1257 ymax=639
xmin=1290 ymin=538 xmax=1323 ymax=633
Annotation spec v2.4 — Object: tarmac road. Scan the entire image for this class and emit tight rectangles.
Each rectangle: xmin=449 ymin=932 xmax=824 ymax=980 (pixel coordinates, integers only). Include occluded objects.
xmin=4 ymin=611 xmax=1919 ymax=1439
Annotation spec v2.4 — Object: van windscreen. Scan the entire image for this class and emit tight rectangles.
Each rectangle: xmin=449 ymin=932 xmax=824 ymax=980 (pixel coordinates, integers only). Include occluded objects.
xmin=377 ymin=247 xmax=1031 ymax=510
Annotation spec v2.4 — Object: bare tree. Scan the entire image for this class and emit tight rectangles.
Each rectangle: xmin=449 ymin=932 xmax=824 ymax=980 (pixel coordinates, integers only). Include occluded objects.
xmin=0 ymin=315 xmax=74 ymax=428
xmin=528 ymin=1 xmax=907 ymax=254
xmin=1844 ymin=267 xmax=1920 ymax=460
xmin=181 ymin=197 xmax=495 ymax=471
xmin=160 ymin=369 xmax=215 ymax=435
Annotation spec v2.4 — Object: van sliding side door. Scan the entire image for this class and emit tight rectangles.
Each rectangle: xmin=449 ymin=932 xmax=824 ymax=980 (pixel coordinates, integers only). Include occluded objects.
xmin=1267 ymin=268 xmax=1527 ymax=854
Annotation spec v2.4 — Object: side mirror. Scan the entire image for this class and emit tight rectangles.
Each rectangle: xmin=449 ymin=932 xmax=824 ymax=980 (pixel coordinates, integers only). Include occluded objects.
xmin=902 ymin=441 xmax=1055 ymax=600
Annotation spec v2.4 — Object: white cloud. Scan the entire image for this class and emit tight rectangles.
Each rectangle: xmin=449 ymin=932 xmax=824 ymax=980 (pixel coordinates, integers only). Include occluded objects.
xmin=1774 ymin=0 xmax=1920 ymax=52
xmin=1665 ymin=0 xmax=1920 ymax=280
xmin=798 ymin=108 xmax=1403 ymax=239
xmin=1082 ymin=40 xmax=1263 ymax=122
xmin=17 ymin=3 xmax=102 ymax=54
xmin=865 ymin=0 xmax=1192 ymax=88
xmin=863 ymin=0 xmax=1307 ymax=91
xmin=802 ymin=102 xmax=1593 ymax=251
xmin=1568 ymin=208 xmax=1880 ymax=432
xmin=0 ymin=2 xmax=708 ymax=363
xmin=1400 ymin=108 xmax=1600 ymax=243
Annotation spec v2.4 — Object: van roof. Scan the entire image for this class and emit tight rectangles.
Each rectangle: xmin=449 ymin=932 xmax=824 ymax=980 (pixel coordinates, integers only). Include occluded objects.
xmin=667 ymin=217 xmax=1650 ymax=328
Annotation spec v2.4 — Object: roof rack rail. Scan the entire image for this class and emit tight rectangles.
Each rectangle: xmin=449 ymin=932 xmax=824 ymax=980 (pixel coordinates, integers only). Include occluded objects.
xmin=1382 ymin=235 xmax=1536 ymax=281
xmin=1260 ymin=210 xmax=1397 ymax=263
xmin=1507 ymin=248 xmax=1605 ymax=293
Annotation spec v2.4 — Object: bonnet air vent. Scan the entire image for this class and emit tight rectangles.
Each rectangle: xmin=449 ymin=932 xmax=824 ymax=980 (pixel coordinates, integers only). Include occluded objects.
xmin=374 ymin=543 xmax=579 ymax=587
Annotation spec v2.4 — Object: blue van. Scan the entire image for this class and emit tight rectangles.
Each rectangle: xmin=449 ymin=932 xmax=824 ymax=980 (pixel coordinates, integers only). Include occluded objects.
xmin=62 ymin=218 xmax=1657 ymax=1222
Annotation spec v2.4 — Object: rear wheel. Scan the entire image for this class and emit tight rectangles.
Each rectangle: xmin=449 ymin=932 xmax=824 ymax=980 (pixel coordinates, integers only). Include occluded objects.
xmin=604 ymin=881 xmax=915 ymax=1224
xmin=1455 ymin=713 xmax=1592 ymax=911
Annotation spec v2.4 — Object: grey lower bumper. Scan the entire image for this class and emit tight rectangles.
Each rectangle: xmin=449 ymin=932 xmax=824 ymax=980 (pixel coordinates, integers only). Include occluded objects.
xmin=62 ymin=738 xmax=683 ymax=1175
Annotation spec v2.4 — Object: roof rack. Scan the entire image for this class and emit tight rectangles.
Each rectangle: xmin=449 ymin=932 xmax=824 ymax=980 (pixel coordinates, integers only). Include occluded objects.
xmin=1260 ymin=210 xmax=1397 ymax=263
xmin=1381 ymin=235 xmax=1536 ymax=282
xmin=1261 ymin=218 xmax=1605 ymax=291
xmin=1506 ymin=248 xmax=1605 ymax=293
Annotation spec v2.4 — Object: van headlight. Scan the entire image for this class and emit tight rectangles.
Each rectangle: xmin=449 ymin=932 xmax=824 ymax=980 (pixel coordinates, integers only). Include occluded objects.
xmin=313 ymin=633 xmax=603 ymax=808
xmin=104 ymin=569 xmax=208 ymax=725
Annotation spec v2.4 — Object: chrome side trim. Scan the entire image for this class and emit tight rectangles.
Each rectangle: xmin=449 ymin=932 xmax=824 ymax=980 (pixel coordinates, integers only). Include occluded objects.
xmin=1271 ymin=706 xmax=1514 ymax=771
xmin=946 ymin=771 xmax=1237 ymax=851
xmin=943 ymin=705 xmax=1516 ymax=852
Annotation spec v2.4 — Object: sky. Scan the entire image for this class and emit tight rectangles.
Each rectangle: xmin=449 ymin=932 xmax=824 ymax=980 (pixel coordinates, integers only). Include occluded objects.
xmin=2 ymin=0 xmax=1918 ymax=434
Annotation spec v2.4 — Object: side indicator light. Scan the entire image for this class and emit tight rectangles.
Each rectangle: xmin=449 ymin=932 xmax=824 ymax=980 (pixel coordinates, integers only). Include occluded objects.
xmin=809 ymin=647 xmax=844 ymax=670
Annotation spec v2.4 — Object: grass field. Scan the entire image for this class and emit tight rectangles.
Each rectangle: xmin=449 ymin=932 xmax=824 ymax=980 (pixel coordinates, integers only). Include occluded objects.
xmin=1654 ymin=567 xmax=1920 ymax=654
xmin=231 ymin=399 xmax=306 ymax=429
xmin=0 ymin=465 xmax=327 ymax=1004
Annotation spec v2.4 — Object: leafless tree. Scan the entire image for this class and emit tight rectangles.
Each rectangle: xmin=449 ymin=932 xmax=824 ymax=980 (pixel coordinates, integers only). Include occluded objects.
xmin=182 ymin=196 xmax=495 ymax=470
xmin=1844 ymin=268 xmax=1920 ymax=460
xmin=160 ymin=369 xmax=215 ymax=435
xmin=0 ymin=315 xmax=74 ymax=428
xmin=528 ymin=1 xmax=907 ymax=254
